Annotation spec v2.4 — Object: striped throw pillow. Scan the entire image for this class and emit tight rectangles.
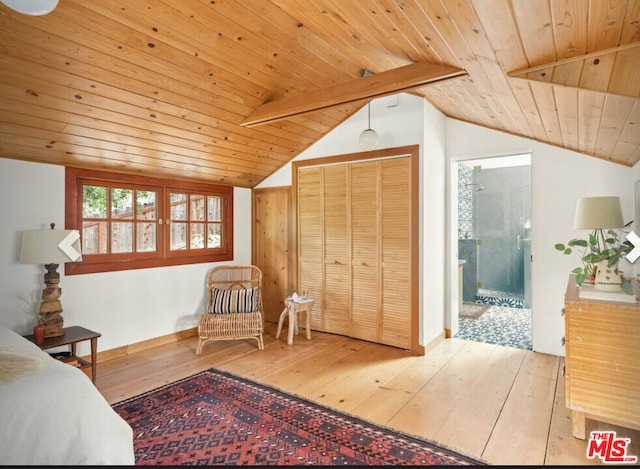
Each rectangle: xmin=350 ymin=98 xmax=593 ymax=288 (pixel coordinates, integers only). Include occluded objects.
xmin=209 ymin=286 xmax=259 ymax=314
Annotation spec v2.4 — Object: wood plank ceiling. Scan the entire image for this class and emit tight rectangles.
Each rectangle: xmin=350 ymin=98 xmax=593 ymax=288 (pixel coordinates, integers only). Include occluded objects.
xmin=0 ymin=0 xmax=639 ymax=188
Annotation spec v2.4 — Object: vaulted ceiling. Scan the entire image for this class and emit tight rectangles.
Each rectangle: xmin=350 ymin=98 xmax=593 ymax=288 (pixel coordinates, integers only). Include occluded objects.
xmin=1 ymin=0 xmax=639 ymax=188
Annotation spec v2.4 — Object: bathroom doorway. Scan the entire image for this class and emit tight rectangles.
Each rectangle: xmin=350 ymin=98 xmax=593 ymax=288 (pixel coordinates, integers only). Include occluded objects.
xmin=455 ymin=154 xmax=532 ymax=350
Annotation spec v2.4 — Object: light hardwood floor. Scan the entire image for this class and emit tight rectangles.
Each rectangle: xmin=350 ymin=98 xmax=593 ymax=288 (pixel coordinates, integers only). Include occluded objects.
xmin=94 ymin=323 xmax=640 ymax=466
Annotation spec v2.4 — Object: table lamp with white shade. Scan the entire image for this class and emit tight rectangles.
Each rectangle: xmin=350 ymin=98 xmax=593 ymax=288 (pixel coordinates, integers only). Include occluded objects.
xmin=20 ymin=223 xmax=82 ymax=338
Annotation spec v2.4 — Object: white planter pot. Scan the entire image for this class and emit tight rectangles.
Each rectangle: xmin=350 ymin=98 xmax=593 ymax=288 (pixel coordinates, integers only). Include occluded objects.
xmin=594 ymin=260 xmax=622 ymax=292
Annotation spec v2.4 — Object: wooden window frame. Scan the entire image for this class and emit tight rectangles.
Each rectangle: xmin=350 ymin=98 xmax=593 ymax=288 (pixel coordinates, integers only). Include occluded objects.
xmin=65 ymin=167 xmax=233 ymax=275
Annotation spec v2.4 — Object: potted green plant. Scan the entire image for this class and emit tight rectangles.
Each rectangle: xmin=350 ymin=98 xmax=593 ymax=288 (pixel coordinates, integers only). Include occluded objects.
xmin=555 ymin=221 xmax=634 ymax=294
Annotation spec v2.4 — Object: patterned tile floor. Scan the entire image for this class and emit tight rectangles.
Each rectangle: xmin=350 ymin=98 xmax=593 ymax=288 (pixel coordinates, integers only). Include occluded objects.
xmin=455 ymin=302 xmax=532 ymax=351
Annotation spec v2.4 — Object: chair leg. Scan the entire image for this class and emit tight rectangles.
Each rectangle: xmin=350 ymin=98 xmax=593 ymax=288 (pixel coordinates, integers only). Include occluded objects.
xmin=276 ymin=307 xmax=288 ymax=340
xmin=258 ymin=333 xmax=264 ymax=350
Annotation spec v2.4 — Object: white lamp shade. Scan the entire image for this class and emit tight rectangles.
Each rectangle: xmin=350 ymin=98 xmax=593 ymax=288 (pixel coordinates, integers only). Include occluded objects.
xmin=359 ymin=128 xmax=379 ymax=150
xmin=0 ymin=0 xmax=58 ymax=15
xmin=20 ymin=229 xmax=82 ymax=264
xmin=573 ymin=196 xmax=624 ymax=229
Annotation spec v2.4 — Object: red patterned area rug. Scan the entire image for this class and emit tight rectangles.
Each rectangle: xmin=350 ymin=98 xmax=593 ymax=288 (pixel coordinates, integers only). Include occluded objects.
xmin=113 ymin=368 xmax=485 ymax=466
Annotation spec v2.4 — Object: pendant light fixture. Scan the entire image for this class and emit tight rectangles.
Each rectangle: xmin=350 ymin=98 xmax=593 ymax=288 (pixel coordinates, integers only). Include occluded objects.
xmin=359 ymin=101 xmax=379 ymax=150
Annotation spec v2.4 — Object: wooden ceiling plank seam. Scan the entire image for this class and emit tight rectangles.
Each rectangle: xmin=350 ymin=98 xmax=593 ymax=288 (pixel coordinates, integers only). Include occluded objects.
xmin=528 ymin=80 xmax=564 ymax=145
xmin=204 ymin=0 xmax=357 ymax=87
xmin=611 ymin=100 xmax=640 ymax=165
xmin=550 ymin=59 xmax=584 ymax=87
xmin=578 ymin=52 xmax=616 ymax=93
xmin=413 ymin=0 xmax=526 ymax=134
xmin=371 ymin=0 xmax=444 ymax=64
xmin=323 ymin=2 xmax=417 ymax=63
xmin=620 ymin=0 xmax=640 ymax=43
xmin=577 ymin=91 xmax=606 ymax=155
xmin=232 ymin=0 xmax=362 ymax=77
xmin=70 ymin=0 xmax=317 ymax=99
xmin=0 ymin=71 xmax=297 ymax=162
xmin=607 ymin=46 xmax=640 ymax=97
xmin=469 ymin=0 xmax=530 ymax=72
xmin=442 ymin=0 xmax=535 ymax=136
xmin=552 ymin=85 xmax=580 ymax=150
xmin=389 ymin=0 xmax=462 ymax=65
xmin=0 ymin=53 xmax=249 ymax=131
xmin=595 ymin=94 xmax=636 ymax=158
xmin=12 ymin=5 xmax=272 ymax=107
xmin=0 ymin=119 xmax=283 ymax=174
xmin=423 ymin=80 xmax=489 ymax=125
xmin=0 ymin=49 xmax=322 ymax=155
xmin=413 ymin=0 xmax=477 ymax=66
xmin=586 ymin=0 xmax=627 ymax=51
xmin=0 ymin=139 xmax=263 ymax=186
xmin=0 ymin=119 xmax=284 ymax=177
xmin=270 ymin=0 xmax=407 ymax=72
xmin=505 ymin=77 xmax=552 ymax=142
xmin=300 ymin=0 xmax=414 ymax=66
xmin=0 ymin=89 xmax=293 ymax=170
xmin=0 ymin=12 xmax=266 ymax=118
xmin=4 ymin=149 xmax=262 ymax=188
xmin=0 ymin=129 xmax=278 ymax=178
xmin=0 ymin=97 xmax=299 ymax=165
xmin=510 ymin=0 xmax=557 ymax=66
xmin=549 ymin=0 xmax=589 ymax=60
xmin=143 ymin=0 xmax=348 ymax=95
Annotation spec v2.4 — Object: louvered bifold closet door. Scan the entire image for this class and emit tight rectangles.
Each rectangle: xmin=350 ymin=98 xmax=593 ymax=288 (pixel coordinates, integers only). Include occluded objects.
xmin=297 ymin=156 xmax=412 ymax=350
xmin=379 ymin=158 xmax=411 ymax=349
xmin=350 ymin=161 xmax=380 ymax=342
xmin=297 ymin=167 xmax=323 ymax=328
xmin=322 ymin=165 xmax=350 ymax=335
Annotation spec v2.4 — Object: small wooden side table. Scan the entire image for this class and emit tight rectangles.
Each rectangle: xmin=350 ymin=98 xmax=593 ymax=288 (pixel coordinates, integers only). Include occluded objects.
xmin=24 ymin=326 xmax=101 ymax=384
xmin=276 ymin=297 xmax=314 ymax=345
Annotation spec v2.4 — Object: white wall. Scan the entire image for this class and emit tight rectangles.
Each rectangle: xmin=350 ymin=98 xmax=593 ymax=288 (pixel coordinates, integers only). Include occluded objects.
xmin=258 ymin=93 xmax=448 ymax=349
xmin=3 ymin=96 xmax=634 ymax=358
xmin=261 ymin=97 xmax=635 ymax=356
xmin=0 ymin=158 xmax=253 ymax=355
xmin=446 ymin=119 xmax=634 ymax=356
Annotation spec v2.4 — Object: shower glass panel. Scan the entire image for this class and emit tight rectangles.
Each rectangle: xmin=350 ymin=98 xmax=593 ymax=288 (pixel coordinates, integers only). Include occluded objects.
xmin=473 ymin=162 xmax=531 ymax=298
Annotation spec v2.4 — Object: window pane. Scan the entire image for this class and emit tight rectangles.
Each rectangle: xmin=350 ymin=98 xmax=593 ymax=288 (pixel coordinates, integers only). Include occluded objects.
xmin=137 ymin=191 xmax=156 ymax=220
xmin=170 ymin=193 xmax=187 ymax=220
xmin=112 ymin=188 xmax=133 ymax=220
xmin=208 ymin=196 xmax=222 ymax=221
xmin=170 ymin=222 xmax=187 ymax=250
xmin=111 ymin=222 xmax=133 ymax=253
xmin=208 ymin=223 xmax=222 ymax=248
xmin=83 ymin=185 xmax=107 ymax=218
xmin=136 ymin=222 xmax=156 ymax=252
xmin=191 ymin=223 xmax=205 ymax=249
xmin=68 ymin=168 xmax=234 ymax=274
xmin=82 ymin=221 xmax=107 ymax=254
xmin=190 ymin=194 xmax=205 ymax=221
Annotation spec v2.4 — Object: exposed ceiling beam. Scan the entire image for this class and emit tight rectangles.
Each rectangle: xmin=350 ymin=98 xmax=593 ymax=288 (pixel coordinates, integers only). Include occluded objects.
xmin=241 ymin=62 xmax=467 ymax=127
xmin=508 ymin=42 xmax=640 ymax=99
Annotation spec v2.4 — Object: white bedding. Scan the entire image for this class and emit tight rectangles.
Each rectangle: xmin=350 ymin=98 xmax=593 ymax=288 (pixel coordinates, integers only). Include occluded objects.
xmin=0 ymin=326 xmax=135 ymax=465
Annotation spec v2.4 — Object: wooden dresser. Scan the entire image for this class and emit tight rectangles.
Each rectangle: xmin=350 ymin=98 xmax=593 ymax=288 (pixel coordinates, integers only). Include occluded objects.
xmin=564 ymin=275 xmax=640 ymax=439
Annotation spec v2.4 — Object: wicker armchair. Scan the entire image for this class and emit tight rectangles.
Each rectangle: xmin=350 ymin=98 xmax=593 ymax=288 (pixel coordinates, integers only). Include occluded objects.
xmin=196 ymin=265 xmax=265 ymax=354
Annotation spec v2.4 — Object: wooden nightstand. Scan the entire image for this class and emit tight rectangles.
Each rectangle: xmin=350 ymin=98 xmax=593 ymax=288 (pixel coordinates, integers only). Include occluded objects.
xmin=24 ymin=326 xmax=101 ymax=384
